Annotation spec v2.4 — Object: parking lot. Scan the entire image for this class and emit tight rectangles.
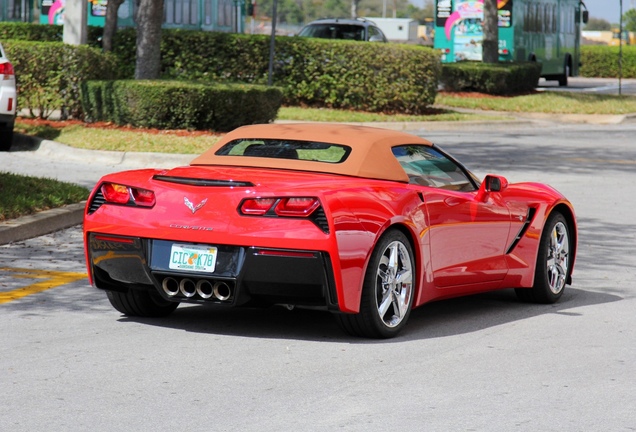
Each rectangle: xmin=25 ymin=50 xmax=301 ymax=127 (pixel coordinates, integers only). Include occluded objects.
xmin=1 ymin=121 xmax=636 ymax=431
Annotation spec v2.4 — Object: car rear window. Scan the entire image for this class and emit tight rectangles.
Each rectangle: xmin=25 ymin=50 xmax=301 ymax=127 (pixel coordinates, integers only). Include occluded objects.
xmin=215 ymin=139 xmax=352 ymax=163
xmin=298 ymin=24 xmax=366 ymax=41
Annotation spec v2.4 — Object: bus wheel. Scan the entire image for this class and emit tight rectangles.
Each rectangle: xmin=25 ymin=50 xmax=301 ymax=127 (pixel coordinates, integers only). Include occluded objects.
xmin=558 ymin=60 xmax=570 ymax=87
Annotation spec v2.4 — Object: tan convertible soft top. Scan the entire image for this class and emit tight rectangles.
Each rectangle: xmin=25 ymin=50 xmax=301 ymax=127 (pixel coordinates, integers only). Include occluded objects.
xmin=190 ymin=123 xmax=433 ymax=182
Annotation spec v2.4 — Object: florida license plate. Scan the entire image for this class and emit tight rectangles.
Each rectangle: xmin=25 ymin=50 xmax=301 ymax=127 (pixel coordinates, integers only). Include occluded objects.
xmin=168 ymin=244 xmax=218 ymax=273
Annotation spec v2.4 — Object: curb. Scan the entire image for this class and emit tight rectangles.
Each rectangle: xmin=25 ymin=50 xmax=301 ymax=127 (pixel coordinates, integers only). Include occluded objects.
xmin=0 ymin=201 xmax=86 ymax=245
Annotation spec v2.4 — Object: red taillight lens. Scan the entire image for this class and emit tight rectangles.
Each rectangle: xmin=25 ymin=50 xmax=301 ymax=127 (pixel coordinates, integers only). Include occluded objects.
xmin=240 ymin=197 xmax=320 ymax=217
xmin=101 ymin=183 xmax=130 ymax=204
xmin=240 ymin=198 xmax=277 ymax=215
xmin=0 ymin=61 xmax=14 ymax=76
xmin=131 ymin=188 xmax=156 ymax=207
xmin=275 ymin=198 xmax=319 ymax=217
xmin=101 ymin=183 xmax=155 ymax=207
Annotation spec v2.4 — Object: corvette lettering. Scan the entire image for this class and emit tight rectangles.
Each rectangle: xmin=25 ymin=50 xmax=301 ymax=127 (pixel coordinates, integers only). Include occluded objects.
xmin=169 ymin=224 xmax=213 ymax=231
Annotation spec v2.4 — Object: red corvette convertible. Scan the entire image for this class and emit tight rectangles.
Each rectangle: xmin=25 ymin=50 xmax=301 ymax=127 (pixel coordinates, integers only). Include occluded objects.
xmin=84 ymin=123 xmax=576 ymax=338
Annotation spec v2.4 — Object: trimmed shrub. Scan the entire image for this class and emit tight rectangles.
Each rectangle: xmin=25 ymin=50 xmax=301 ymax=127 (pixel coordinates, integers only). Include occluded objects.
xmin=0 ymin=22 xmax=441 ymax=114
xmin=440 ymin=62 xmax=542 ymax=94
xmin=580 ymin=45 xmax=636 ymax=78
xmin=0 ymin=21 xmax=103 ymax=47
xmin=136 ymin=28 xmax=440 ymax=114
xmin=81 ymin=80 xmax=283 ymax=132
xmin=3 ymin=40 xmax=120 ymax=119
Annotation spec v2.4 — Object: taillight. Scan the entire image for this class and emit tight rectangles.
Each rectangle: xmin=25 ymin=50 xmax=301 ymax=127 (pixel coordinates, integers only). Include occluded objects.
xmin=240 ymin=198 xmax=277 ymax=215
xmin=100 ymin=182 xmax=155 ymax=207
xmin=0 ymin=61 xmax=14 ymax=77
xmin=275 ymin=198 xmax=320 ymax=217
xmin=239 ymin=197 xmax=320 ymax=217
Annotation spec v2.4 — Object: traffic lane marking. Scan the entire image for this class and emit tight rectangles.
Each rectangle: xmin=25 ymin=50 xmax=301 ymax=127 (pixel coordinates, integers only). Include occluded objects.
xmin=0 ymin=267 xmax=87 ymax=304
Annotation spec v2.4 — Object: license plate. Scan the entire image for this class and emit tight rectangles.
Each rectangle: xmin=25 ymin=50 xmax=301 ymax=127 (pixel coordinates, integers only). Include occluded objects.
xmin=169 ymin=244 xmax=218 ymax=273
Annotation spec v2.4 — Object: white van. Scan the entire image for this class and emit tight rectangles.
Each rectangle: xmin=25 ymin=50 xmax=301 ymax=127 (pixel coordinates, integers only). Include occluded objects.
xmin=0 ymin=42 xmax=17 ymax=151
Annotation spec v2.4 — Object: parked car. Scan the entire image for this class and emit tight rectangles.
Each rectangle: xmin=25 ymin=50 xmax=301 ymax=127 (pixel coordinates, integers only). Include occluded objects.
xmin=84 ymin=123 xmax=577 ymax=338
xmin=298 ymin=18 xmax=388 ymax=42
xmin=0 ymin=42 xmax=16 ymax=151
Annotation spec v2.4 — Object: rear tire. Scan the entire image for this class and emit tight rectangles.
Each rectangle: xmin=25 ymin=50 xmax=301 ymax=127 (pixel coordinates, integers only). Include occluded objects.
xmin=558 ymin=62 xmax=570 ymax=87
xmin=106 ymin=289 xmax=179 ymax=317
xmin=335 ymin=229 xmax=415 ymax=338
xmin=0 ymin=123 xmax=14 ymax=151
xmin=516 ymin=212 xmax=571 ymax=303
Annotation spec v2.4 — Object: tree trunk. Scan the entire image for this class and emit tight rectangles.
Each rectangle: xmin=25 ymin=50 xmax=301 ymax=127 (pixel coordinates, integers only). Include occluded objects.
xmin=102 ymin=0 xmax=124 ymax=52
xmin=351 ymin=0 xmax=359 ymax=19
xmin=135 ymin=0 xmax=164 ymax=80
xmin=482 ymin=0 xmax=498 ymax=63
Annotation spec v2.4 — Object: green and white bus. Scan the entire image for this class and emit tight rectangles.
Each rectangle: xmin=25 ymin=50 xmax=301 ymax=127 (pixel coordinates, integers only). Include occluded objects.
xmin=434 ymin=0 xmax=588 ymax=86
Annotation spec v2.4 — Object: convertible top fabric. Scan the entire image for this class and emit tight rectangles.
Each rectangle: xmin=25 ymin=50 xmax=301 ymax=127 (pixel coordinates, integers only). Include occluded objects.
xmin=190 ymin=123 xmax=433 ymax=183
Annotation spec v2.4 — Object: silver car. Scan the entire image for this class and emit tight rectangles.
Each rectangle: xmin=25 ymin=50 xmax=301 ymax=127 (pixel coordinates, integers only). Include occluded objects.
xmin=298 ymin=18 xmax=388 ymax=42
xmin=0 ymin=42 xmax=17 ymax=151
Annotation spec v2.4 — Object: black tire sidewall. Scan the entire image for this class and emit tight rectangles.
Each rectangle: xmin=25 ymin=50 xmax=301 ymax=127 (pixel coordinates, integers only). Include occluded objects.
xmin=533 ymin=212 xmax=570 ymax=303
xmin=359 ymin=229 xmax=415 ymax=338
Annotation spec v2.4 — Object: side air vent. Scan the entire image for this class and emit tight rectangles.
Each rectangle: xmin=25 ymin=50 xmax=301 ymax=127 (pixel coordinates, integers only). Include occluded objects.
xmin=87 ymin=189 xmax=106 ymax=214
xmin=153 ymin=175 xmax=254 ymax=187
xmin=311 ymin=207 xmax=329 ymax=234
xmin=506 ymin=207 xmax=537 ymax=254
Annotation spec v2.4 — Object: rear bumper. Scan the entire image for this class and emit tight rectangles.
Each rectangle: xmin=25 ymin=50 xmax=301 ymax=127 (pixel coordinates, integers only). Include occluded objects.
xmin=86 ymin=232 xmax=340 ymax=310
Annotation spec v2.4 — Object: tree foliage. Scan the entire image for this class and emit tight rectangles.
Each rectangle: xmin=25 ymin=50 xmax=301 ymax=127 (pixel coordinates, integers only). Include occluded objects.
xmin=584 ymin=17 xmax=612 ymax=31
xmin=624 ymin=8 xmax=636 ymax=32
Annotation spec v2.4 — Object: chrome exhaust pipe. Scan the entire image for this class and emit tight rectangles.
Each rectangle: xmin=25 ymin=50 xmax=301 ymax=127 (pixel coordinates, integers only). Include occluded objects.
xmin=196 ymin=280 xmax=214 ymax=299
xmin=162 ymin=277 xmax=180 ymax=297
xmin=213 ymin=281 xmax=232 ymax=301
xmin=179 ymin=278 xmax=197 ymax=298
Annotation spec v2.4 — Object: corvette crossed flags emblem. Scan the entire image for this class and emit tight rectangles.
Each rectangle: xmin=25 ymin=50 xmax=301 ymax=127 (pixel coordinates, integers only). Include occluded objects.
xmin=184 ymin=197 xmax=207 ymax=214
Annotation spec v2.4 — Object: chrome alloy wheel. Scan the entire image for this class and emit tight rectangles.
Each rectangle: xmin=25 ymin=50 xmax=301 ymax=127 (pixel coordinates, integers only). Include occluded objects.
xmin=546 ymin=221 xmax=569 ymax=294
xmin=374 ymin=240 xmax=414 ymax=328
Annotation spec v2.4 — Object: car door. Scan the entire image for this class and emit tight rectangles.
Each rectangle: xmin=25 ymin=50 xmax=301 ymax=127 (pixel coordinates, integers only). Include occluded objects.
xmin=393 ymin=145 xmax=512 ymax=289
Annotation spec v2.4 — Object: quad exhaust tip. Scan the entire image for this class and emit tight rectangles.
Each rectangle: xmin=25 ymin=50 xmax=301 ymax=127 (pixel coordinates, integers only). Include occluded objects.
xmin=161 ymin=277 xmax=232 ymax=302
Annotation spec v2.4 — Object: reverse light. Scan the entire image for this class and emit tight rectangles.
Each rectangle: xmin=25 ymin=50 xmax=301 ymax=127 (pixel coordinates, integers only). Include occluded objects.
xmin=100 ymin=182 xmax=156 ymax=207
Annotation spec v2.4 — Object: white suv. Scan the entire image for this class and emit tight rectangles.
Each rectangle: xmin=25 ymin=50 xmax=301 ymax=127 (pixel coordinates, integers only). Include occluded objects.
xmin=0 ymin=42 xmax=17 ymax=151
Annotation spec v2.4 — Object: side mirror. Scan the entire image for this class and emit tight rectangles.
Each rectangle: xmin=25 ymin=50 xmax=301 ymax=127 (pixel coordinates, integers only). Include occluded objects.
xmin=480 ymin=174 xmax=508 ymax=192
xmin=486 ymin=175 xmax=508 ymax=192
xmin=477 ymin=174 xmax=507 ymax=201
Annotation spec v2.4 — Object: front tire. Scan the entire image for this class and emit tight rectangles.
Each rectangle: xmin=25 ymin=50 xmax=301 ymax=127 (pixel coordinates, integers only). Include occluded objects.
xmin=516 ymin=212 xmax=571 ymax=303
xmin=336 ymin=229 xmax=415 ymax=338
xmin=106 ymin=289 xmax=179 ymax=317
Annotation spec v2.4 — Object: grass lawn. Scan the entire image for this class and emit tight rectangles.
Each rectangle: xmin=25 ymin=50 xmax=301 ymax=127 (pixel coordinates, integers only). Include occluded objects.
xmin=436 ymin=91 xmax=636 ymax=114
xmin=0 ymin=172 xmax=89 ymax=222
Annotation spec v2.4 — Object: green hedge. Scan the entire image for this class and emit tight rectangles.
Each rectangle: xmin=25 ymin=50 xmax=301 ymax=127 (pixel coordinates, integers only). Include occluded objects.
xmin=133 ymin=28 xmax=440 ymax=114
xmin=81 ymin=80 xmax=283 ymax=132
xmin=0 ymin=22 xmax=440 ymax=114
xmin=3 ymin=40 xmax=120 ymax=119
xmin=580 ymin=45 xmax=636 ymax=78
xmin=0 ymin=21 xmax=103 ymax=46
xmin=439 ymin=62 xmax=542 ymax=94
